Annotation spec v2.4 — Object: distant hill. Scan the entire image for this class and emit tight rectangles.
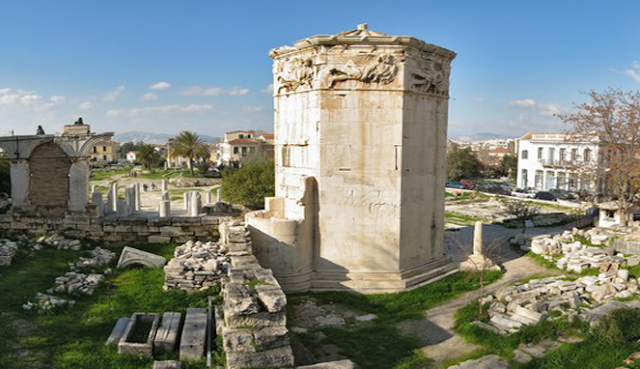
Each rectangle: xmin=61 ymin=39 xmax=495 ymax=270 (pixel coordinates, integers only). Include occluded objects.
xmin=451 ymin=132 xmax=515 ymax=142
xmin=114 ymin=131 xmax=221 ymax=145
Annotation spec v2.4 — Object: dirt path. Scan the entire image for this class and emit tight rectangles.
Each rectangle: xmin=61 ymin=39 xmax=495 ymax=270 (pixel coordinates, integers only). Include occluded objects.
xmin=401 ymin=226 xmax=564 ymax=368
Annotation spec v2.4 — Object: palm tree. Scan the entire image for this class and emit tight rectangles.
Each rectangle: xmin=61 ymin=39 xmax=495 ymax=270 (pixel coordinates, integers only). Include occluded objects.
xmin=168 ymin=131 xmax=210 ymax=175
xmin=138 ymin=144 xmax=160 ymax=169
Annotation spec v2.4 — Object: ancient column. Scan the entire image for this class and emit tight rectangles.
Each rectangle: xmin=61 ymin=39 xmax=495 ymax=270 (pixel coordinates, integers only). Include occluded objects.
xmin=189 ymin=192 xmax=202 ymax=217
xmin=91 ymin=192 xmax=103 ymax=215
xmin=184 ymin=191 xmax=192 ymax=211
xmin=159 ymin=200 xmax=170 ymax=218
xmin=216 ymin=187 xmax=222 ymax=203
xmin=134 ymin=183 xmax=141 ymax=211
xmin=473 ymin=221 xmax=483 ymax=256
xmin=111 ymin=183 xmax=119 ymax=213
xmin=161 ymin=179 xmax=168 ymax=192
xmin=162 ymin=190 xmax=170 ymax=201
xmin=205 ymin=191 xmax=212 ymax=204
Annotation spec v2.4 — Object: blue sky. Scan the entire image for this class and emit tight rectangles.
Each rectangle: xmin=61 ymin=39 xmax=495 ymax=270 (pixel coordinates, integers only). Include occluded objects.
xmin=0 ymin=0 xmax=638 ymax=139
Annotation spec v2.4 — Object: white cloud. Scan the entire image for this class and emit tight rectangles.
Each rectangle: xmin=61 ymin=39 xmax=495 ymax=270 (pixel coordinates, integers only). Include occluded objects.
xmin=141 ymin=92 xmax=158 ymax=101
xmin=103 ymin=85 xmax=126 ymax=102
xmin=242 ymin=106 xmax=268 ymax=112
xmin=262 ymin=84 xmax=274 ymax=94
xmin=610 ymin=61 xmax=640 ymax=83
xmin=508 ymin=98 xmax=536 ymax=108
xmin=181 ymin=86 xmax=250 ymax=97
xmin=150 ymin=81 xmax=171 ymax=90
xmin=79 ymin=101 xmax=94 ymax=110
xmin=508 ymin=98 xmax=560 ymax=116
xmin=106 ymin=104 xmax=213 ymax=118
xmin=49 ymin=95 xmax=66 ymax=104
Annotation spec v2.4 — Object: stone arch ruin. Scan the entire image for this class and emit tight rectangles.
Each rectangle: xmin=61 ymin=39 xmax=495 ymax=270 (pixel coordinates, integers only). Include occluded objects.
xmin=28 ymin=141 xmax=71 ymax=215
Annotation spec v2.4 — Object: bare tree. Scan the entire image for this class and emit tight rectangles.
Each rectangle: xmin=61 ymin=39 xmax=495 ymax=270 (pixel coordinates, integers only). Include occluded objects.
xmin=504 ymin=200 xmax=541 ymax=234
xmin=561 ymin=89 xmax=640 ymax=226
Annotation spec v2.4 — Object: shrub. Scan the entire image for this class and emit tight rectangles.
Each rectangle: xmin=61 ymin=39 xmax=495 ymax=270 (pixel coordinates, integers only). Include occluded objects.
xmin=221 ymin=155 xmax=275 ymax=209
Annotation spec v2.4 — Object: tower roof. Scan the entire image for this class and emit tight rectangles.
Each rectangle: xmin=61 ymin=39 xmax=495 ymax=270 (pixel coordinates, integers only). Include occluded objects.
xmin=270 ymin=23 xmax=456 ymax=60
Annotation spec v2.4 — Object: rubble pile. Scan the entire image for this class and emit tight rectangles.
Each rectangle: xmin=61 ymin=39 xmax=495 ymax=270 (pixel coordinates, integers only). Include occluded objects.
xmin=53 ymin=272 xmax=105 ymax=296
xmin=0 ymin=239 xmax=19 ymax=266
xmin=24 ymin=246 xmax=115 ymax=313
xmin=516 ymin=227 xmax=639 ymax=273
xmin=477 ymin=272 xmax=639 ymax=335
xmin=22 ymin=293 xmax=74 ymax=312
xmin=163 ymin=240 xmax=230 ymax=292
xmin=72 ymin=246 xmax=116 ymax=270
xmin=38 ymin=233 xmax=83 ymax=251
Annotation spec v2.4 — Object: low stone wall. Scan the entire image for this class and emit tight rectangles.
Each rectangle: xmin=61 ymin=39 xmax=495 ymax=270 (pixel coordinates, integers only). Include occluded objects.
xmin=219 ymin=221 xmax=295 ymax=369
xmin=0 ymin=212 xmax=231 ymax=245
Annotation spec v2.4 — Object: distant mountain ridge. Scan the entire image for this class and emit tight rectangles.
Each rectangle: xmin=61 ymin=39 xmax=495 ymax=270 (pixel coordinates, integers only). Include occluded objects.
xmin=114 ymin=131 xmax=221 ymax=145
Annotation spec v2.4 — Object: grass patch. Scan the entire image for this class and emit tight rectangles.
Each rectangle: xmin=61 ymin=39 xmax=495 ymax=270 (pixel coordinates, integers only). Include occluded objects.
xmin=0 ymin=242 xmax=220 ymax=368
xmin=445 ymin=212 xmax=490 ymax=226
xmin=290 ymin=271 xmax=503 ymax=368
xmin=89 ymin=168 xmax=132 ymax=181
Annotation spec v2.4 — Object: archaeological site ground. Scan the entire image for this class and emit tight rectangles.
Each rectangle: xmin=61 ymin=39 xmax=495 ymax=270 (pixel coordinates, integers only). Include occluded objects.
xmin=0 ymin=7 xmax=639 ymax=369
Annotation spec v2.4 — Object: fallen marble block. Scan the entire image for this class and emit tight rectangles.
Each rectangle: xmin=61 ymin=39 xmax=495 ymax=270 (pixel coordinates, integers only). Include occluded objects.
xmin=297 ymin=360 xmax=359 ymax=369
xmin=106 ymin=317 xmax=130 ymax=346
xmin=153 ymin=360 xmax=182 ymax=369
xmin=154 ymin=312 xmax=182 ymax=354
xmin=179 ymin=308 xmax=207 ymax=361
xmin=117 ymin=246 xmax=166 ymax=269
xmin=118 ymin=313 xmax=160 ymax=357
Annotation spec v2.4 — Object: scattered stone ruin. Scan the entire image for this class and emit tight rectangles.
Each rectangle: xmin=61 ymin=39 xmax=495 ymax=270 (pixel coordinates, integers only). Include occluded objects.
xmin=247 ymin=24 xmax=457 ymax=293
xmin=0 ymin=118 xmax=112 ymax=216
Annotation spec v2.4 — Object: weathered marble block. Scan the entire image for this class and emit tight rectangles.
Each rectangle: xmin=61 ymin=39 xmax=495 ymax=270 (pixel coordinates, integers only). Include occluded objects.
xmin=154 ymin=312 xmax=182 ymax=354
xmin=179 ymin=308 xmax=207 ymax=361
xmin=105 ymin=317 xmax=130 ymax=346
xmin=118 ymin=313 xmax=160 ymax=357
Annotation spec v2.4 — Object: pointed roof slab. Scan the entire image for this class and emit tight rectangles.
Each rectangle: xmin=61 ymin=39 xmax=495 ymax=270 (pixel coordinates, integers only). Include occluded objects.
xmin=270 ymin=23 xmax=456 ymax=60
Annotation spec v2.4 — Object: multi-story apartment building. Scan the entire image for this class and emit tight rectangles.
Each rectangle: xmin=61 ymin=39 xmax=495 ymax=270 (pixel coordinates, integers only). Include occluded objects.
xmin=516 ymin=132 xmax=602 ymax=192
xmin=216 ymin=130 xmax=274 ymax=167
xmin=89 ymin=140 xmax=120 ymax=164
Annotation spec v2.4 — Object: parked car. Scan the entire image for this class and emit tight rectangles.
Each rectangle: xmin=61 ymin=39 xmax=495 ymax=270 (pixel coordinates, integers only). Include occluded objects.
xmin=534 ymin=191 xmax=558 ymax=201
xmin=446 ymin=181 xmax=467 ymax=189
xmin=549 ymin=189 xmax=576 ymax=200
xmin=511 ymin=188 xmax=536 ymax=198
xmin=459 ymin=179 xmax=475 ymax=190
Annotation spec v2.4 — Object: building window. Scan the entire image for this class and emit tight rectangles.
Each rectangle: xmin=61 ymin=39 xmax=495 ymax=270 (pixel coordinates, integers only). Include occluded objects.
xmin=247 ymin=134 xmax=251 ymax=138
xmin=92 ymin=147 xmax=97 ymax=153
xmin=233 ymin=147 xmax=239 ymax=154
xmin=545 ymin=171 xmax=555 ymax=190
xmin=568 ymin=173 xmax=577 ymax=190
xmin=103 ymin=155 xmax=107 ymax=161
xmin=558 ymin=172 xmax=566 ymax=189
xmin=239 ymin=134 xmax=244 ymax=139
xmin=584 ymin=148 xmax=591 ymax=162
xmin=242 ymin=147 xmax=247 ymax=156
xmin=535 ymin=170 xmax=543 ymax=189
xmin=522 ymin=150 xmax=528 ymax=159
xmin=522 ymin=169 xmax=528 ymax=187
xmin=571 ymin=148 xmax=578 ymax=162
xmin=559 ymin=148 xmax=566 ymax=163
xmin=537 ymin=147 xmax=543 ymax=159
xmin=103 ymin=146 xmax=107 ymax=152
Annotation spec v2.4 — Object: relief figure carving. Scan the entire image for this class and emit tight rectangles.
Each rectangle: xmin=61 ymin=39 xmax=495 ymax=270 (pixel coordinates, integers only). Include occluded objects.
xmin=276 ymin=57 xmax=314 ymax=93
xmin=411 ymin=58 xmax=450 ymax=96
xmin=328 ymin=53 xmax=398 ymax=88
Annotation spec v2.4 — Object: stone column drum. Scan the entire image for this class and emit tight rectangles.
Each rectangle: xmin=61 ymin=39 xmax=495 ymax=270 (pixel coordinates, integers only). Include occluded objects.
xmin=247 ymin=24 xmax=457 ymax=293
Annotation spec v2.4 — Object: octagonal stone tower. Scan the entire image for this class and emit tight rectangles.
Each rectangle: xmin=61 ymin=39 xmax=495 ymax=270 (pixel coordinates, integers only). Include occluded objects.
xmin=247 ymin=24 xmax=457 ymax=293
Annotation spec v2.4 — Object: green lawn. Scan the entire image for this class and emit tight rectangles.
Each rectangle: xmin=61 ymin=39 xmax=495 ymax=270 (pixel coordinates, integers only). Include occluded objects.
xmin=445 ymin=211 xmax=490 ymax=226
xmin=0 ymin=243 xmax=221 ymax=369
xmin=289 ymin=270 xmax=503 ymax=369
xmin=89 ymin=168 xmax=132 ymax=181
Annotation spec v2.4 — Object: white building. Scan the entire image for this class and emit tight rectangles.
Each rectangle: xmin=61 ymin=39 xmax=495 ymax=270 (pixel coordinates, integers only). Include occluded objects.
xmin=516 ymin=133 xmax=602 ymax=192
xmin=216 ymin=130 xmax=273 ymax=167
xmin=126 ymin=151 xmax=138 ymax=163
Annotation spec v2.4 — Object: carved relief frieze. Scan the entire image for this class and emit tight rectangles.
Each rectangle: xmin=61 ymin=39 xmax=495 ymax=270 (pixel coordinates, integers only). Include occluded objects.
xmin=327 ymin=53 xmax=399 ymax=88
xmin=275 ymin=57 xmax=316 ymax=93
xmin=410 ymin=54 xmax=451 ymax=97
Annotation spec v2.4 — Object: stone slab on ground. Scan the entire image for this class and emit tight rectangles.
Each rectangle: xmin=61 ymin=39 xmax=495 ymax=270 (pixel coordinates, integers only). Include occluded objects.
xmin=447 ymin=354 xmax=509 ymax=369
xmin=225 ymin=346 xmax=294 ymax=369
xmin=153 ymin=360 xmax=182 ymax=369
xmin=179 ymin=308 xmax=207 ymax=361
xmin=117 ymin=246 xmax=166 ymax=269
xmin=297 ymin=359 xmax=359 ymax=368
xmin=154 ymin=312 xmax=182 ymax=354
xmin=118 ymin=313 xmax=160 ymax=357
xmin=105 ymin=317 xmax=130 ymax=346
